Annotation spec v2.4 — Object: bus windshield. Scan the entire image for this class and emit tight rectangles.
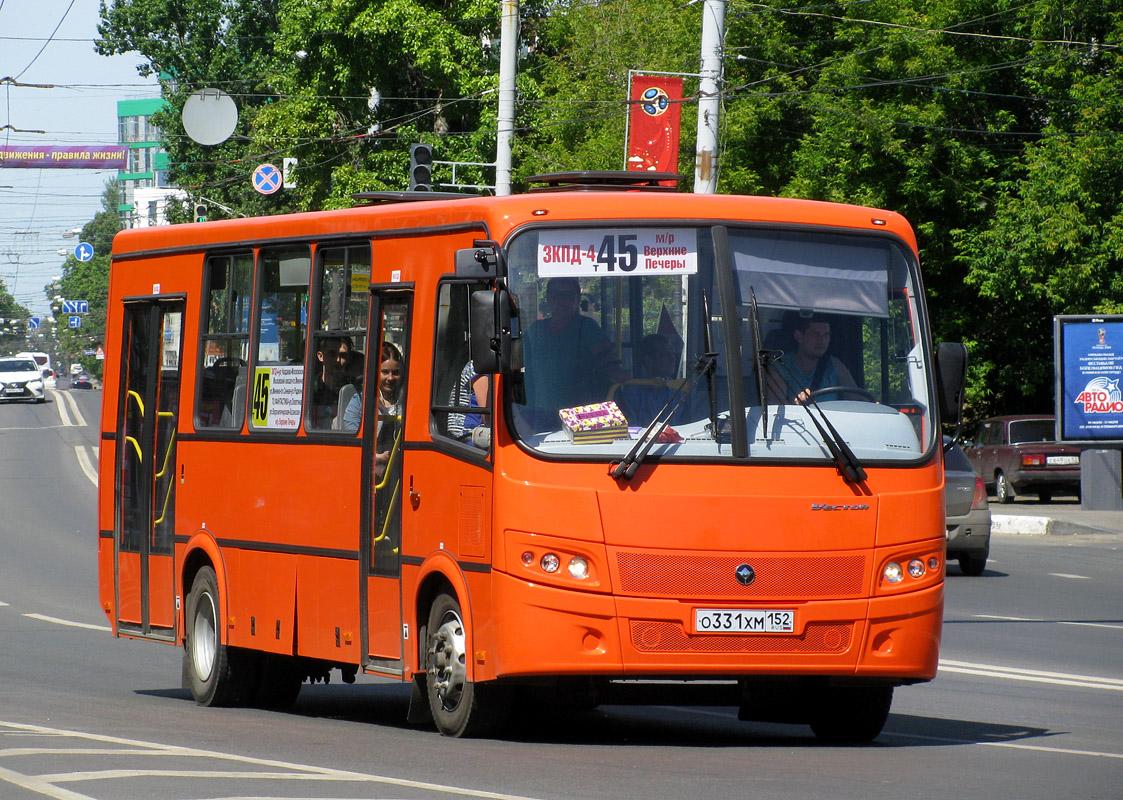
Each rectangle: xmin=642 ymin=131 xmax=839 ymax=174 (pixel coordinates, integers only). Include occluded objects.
xmin=506 ymin=223 xmax=934 ymax=464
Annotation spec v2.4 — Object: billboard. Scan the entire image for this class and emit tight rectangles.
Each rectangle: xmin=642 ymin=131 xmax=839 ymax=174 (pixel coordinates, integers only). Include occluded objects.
xmin=1055 ymin=314 xmax=1123 ymax=442
xmin=0 ymin=145 xmax=128 ymax=169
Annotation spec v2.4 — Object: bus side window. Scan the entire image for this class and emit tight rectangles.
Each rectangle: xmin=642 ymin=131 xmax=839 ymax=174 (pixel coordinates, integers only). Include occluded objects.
xmin=433 ymin=282 xmax=488 ymax=443
xmin=308 ymin=244 xmax=371 ymax=432
xmin=197 ymin=253 xmax=252 ymax=429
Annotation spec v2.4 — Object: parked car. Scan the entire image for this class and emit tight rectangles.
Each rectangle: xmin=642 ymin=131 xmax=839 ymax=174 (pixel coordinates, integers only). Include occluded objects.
xmin=944 ymin=437 xmax=991 ymax=576
xmin=964 ymin=415 xmax=1080 ymax=503
xmin=71 ymin=373 xmax=94 ymax=390
xmin=0 ymin=357 xmax=47 ymax=403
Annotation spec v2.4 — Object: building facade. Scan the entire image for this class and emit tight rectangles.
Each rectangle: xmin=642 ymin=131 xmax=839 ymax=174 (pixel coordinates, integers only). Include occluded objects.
xmin=117 ymin=98 xmax=184 ymax=228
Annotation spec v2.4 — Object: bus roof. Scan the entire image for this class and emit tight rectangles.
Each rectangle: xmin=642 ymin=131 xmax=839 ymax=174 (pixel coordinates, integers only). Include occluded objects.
xmin=110 ymin=191 xmax=917 ymax=259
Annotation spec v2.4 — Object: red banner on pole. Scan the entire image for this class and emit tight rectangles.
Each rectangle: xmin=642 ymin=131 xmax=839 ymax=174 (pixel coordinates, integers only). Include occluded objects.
xmin=626 ymin=75 xmax=684 ymax=178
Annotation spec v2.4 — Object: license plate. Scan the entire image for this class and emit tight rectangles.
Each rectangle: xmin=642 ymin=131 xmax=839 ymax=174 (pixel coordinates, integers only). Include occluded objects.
xmin=694 ymin=608 xmax=795 ymax=634
xmin=3 ymin=387 xmax=21 ymax=394
xmin=1047 ymin=455 xmax=1079 ymax=466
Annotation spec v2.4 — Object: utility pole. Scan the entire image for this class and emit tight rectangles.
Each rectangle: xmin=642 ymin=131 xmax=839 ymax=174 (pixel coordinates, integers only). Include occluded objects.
xmin=694 ymin=0 xmax=726 ymax=194
xmin=495 ymin=0 xmax=518 ymax=196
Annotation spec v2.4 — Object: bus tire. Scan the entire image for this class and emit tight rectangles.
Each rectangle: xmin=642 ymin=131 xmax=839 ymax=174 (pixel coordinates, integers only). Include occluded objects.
xmin=809 ymin=685 xmax=893 ymax=744
xmin=185 ymin=566 xmax=249 ymax=707
xmin=425 ymin=592 xmax=510 ymax=737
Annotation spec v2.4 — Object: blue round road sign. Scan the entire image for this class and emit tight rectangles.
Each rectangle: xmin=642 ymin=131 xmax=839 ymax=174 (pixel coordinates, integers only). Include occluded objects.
xmin=74 ymin=242 xmax=94 ymax=262
xmin=252 ymin=163 xmax=282 ymax=195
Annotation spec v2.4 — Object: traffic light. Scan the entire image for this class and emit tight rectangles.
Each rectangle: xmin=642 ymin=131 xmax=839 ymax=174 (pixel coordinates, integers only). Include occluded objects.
xmin=409 ymin=143 xmax=433 ymax=191
xmin=193 ymin=203 xmax=208 ymax=223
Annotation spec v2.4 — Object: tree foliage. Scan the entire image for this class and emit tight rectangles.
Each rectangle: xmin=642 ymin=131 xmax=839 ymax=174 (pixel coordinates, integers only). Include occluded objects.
xmin=94 ymin=0 xmax=1123 ymax=419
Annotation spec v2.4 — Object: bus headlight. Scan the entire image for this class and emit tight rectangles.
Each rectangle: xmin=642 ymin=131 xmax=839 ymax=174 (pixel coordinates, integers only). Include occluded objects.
xmin=567 ymin=556 xmax=589 ymax=580
xmin=540 ymin=553 xmax=560 ymax=573
xmin=908 ymin=559 xmax=926 ymax=579
xmin=883 ymin=562 xmax=904 ymax=583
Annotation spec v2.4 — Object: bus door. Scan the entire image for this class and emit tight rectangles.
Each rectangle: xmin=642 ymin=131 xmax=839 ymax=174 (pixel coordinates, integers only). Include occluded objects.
xmin=114 ymin=299 xmax=185 ymax=641
xmin=362 ymin=293 xmax=410 ymax=668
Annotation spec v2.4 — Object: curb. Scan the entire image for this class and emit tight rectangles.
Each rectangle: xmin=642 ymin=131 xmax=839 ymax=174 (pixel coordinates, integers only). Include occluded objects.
xmin=991 ymin=514 xmax=1121 ymax=536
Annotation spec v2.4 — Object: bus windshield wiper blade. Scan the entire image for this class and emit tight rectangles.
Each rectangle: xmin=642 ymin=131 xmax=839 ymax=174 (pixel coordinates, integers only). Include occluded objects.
xmin=772 ymin=356 xmax=867 ymax=485
xmin=610 ymin=351 xmax=715 ymax=481
xmin=747 ymin=287 xmax=769 ymax=437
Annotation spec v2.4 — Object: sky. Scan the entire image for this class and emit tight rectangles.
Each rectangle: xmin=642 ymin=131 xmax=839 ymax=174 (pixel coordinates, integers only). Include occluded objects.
xmin=1 ymin=0 xmax=157 ymax=316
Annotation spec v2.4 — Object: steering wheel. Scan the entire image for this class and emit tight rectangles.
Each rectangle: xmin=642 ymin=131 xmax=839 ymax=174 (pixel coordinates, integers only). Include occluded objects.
xmin=807 ymin=385 xmax=878 ymax=402
xmin=214 ymin=357 xmax=247 ymax=368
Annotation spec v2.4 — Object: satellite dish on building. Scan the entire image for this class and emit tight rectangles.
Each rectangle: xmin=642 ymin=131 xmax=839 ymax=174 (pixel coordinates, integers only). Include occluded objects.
xmin=182 ymin=88 xmax=239 ymax=146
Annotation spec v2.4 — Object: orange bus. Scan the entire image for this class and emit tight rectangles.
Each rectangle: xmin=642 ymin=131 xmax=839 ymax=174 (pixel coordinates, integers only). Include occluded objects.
xmin=98 ymin=172 xmax=966 ymax=741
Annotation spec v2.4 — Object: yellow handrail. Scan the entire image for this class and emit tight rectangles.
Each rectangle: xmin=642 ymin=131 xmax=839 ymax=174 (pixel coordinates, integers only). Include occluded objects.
xmin=127 ymin=389 xmax=144 ymax=416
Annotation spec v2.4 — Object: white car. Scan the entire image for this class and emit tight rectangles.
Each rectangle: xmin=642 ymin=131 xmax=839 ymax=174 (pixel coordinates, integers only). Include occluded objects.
xmin=0 ymin=357 xmax=47 ymax=403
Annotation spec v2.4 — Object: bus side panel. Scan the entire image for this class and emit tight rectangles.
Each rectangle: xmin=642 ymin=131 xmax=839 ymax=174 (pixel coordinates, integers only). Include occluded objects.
xmin=175 ymin=440 xmax=361 ymax=661
xmin=223 ymin=549 xmax=297 ymax=655
xmin=296 ymin=556 xmax=360 ymax=662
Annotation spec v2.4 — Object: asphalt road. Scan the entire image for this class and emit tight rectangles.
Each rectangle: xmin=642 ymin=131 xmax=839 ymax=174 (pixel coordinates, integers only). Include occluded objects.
xmin=0 ymin=390 xmax=1120 ymax=800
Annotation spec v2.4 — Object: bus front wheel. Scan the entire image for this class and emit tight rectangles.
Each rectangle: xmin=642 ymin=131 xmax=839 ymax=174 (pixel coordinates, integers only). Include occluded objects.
xmin=808 ymin=685 xmax=893 ymax=743
xmin=185 ymin=566 xmax=249 ymax=707
xmin=425 ymin=592 xmax=510 ymax=737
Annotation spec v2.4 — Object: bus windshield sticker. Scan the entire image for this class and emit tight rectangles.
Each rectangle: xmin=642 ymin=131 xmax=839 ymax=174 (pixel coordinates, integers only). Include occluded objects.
xmin=537 ymin=228 xmax=698 ymax=278
xmin=250 ymin=365 xmax=304 ymax=430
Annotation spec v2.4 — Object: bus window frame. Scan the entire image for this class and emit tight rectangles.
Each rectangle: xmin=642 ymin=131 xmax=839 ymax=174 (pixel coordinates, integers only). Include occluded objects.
xmin=429 ymin=277 xmax=493 ymax=454
xmin=194 ymin=250 xmax=254 ymax=432
xmin=304 ymin=241 xmax=374 ymax=436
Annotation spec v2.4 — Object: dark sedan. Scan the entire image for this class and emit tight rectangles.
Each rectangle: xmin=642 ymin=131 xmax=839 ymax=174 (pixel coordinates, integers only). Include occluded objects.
xmin=71 ymin=374 xmax=94 ymax=390
xmin=965 ymin=415 xmax=1081 ymax=503
xmin=944 ymin=437 xmax=991 ymax=576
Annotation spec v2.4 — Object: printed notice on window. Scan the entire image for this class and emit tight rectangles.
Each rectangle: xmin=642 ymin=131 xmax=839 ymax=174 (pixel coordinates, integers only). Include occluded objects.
xmin=537 ymin=228 xmax=698 ymax=278
xmin=251 ymin=365 xmax=304 ymax=430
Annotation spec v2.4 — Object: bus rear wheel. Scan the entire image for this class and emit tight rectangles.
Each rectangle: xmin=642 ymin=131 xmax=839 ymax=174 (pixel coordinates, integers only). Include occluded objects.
xmin=425 ymin=593 xmax=510 ymax=737
xmin=185 ymin=566 xmax=250 ymax=707
xmin=808 ymin=685 xmax=893 ymax=743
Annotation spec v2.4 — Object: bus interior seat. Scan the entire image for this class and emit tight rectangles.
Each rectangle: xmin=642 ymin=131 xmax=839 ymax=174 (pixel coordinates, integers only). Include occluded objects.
xmin=334 ymin=383 xmax=357 ymax=430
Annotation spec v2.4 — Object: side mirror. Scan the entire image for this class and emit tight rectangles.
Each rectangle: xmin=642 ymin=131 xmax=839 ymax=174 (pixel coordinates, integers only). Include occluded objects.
xmin=470 ymin=288 xmax=517 ymax=374
xmin=934 ymin=341 xmax=968 ymax=427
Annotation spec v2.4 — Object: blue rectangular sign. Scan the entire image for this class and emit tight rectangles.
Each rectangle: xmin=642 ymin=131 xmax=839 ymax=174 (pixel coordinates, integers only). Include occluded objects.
xmin=62 ymin=300 xmax=89 ymax=314
xmin=1057 ymin=315 xmax=1123 ymax=441
xmin=68 ymin=316 xmax=81 ymax=329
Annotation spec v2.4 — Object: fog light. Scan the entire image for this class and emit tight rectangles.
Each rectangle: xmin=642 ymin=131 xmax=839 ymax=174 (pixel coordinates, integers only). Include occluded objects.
xmin=908 ymin=559 xmax=926 ymax=579
xmin=567 ymin=556 xmax=589 ymax=579
xmin=928 ymin=557 xmax=940 ymax=571
xmin=521 ymin=551 xmax=534 ymax=566
xmin=884 ymin=562 xmax=903 ymax=583
xmin=541 ymin=553 xmax=560 ymax=573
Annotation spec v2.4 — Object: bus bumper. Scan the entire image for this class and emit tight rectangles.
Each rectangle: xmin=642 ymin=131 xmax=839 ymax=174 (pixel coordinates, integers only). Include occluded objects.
xmin=487 ymin=571 xmax=942 ymax=683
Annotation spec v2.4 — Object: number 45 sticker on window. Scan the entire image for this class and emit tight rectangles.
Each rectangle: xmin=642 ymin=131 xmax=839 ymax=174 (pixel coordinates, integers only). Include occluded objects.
xmin=537 ymin=228 xmax=698 ymax=278
xmin=251 ymin=365 xmax=304 ymax=430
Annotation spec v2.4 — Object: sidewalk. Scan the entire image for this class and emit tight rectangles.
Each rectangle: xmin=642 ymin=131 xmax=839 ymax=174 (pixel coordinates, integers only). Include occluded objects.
xmin=990 ymin=500 xmax=1123 ymax=536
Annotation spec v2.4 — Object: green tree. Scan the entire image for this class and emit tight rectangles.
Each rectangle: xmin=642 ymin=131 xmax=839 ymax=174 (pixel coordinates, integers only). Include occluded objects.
xmin=54 ymin=181 xmax=120 ymax=375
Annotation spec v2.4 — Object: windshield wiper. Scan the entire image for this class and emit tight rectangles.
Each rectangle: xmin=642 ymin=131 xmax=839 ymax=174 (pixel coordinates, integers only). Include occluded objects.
xmin=747 ymin=287 xmax=769 ymax=437
xmin=610 ymin=350 xmax=716 ymax=481
xmin=771 ymin=356 xmax=867 ymax=485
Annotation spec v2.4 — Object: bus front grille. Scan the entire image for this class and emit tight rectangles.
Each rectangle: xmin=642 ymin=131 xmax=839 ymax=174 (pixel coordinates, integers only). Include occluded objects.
xmin=615 ymin=552 xmax=869 ymax=600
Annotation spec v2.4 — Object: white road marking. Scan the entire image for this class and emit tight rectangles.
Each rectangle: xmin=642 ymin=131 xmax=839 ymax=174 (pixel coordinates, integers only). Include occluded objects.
xmin=974 ymin=614 xmax=1039 ymax=621
xmin=0 ymin=720 xmax=548 ymax=800
xmin=21 ymin=614 xmax=111 ymax=633
xmin=1049 ymin=572 xmax=1092 ymax=580
xmin=885 ymin=731 xmax=1123 ymax=760
xmin=940 ymin=659 xmax=1123 ymax=691
xmin=1059 ymin=621 xmax=1123 ymax=630
xmin=74 ymin=446 xmax=98 ymax=486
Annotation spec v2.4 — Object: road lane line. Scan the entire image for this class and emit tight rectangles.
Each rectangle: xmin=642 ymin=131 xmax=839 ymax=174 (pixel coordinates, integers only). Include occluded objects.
xmin=0 ymin=720 xmax=548 ymax=800
xmin=1059 ymin=621 xmax=1123 ymax=630
xmin=940 ymin=659 xmax=1123 ymax=690
xmin=50 ymin=389 xmax=74 ymax=427
xmin=0 ymin=764 xmax=96 ymax=800
xmin=22 ymin=614 xmax=111 ymax=633
xmin=74 ymin=446 xmax=98 ymax=486
xmin=974 ymin=614 xmax=1039 ymax=621
xmin=885 ymin=731 xmax=1123 ymax=760
xmin=1049 ymin=573 xmax=1092 ymax=580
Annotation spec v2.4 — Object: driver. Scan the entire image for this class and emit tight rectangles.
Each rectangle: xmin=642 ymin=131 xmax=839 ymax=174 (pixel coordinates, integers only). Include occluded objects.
xmin=766 ymin=313 xmax=858 ymax=404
